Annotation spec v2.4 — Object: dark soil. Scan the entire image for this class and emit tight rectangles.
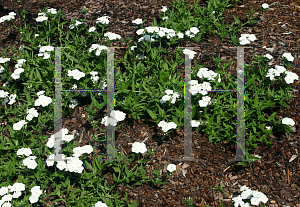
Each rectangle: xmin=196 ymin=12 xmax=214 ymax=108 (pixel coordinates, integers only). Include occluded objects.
xmin=0 ymin=0 xmax=299 ymax=206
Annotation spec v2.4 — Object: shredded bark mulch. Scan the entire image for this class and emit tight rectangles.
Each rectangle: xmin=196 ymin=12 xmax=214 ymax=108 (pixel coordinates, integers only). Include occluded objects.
xmin=0 ymin=0 xmax=299 ymax=206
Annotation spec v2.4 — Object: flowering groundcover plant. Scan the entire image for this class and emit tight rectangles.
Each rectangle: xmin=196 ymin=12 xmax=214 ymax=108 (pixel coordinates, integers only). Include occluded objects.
xmin=0 ymin=0 xmax=298 ymax=206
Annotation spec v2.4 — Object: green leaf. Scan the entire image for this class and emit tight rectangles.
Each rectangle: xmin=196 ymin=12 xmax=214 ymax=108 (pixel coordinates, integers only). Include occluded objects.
xmin=156 ymin=103 xmax=165 ymax=118
xmin=267 ymin=111 xmax=277 ymax=122
xmin=58 ymin=20 xmax=70 ymax=28
xmin=112 ymin=167 xmax=121 ymax=173
xmin=138 ymin=159 xmax=149 ymax=164
xmin=90 ymin=92 xmax=105 ymax=110
xmin=34 ymin=68 xmax=42 ymax=82
xmin=134 ymin=181 xmax=142 ymax=185
xmin=124 ymin=165 xmax=130 ymax=176
xmin=146 ymin=109 xmax=157 ymax=120
xmin=113 ymin=173 xmax=122 ymax=183
xmin=245 ymin=75 xmax=257 ymax=88
xmin=53 ymin=199 xmax=64 ymax=202
xmin=64 ymin=52 xmax=79 ymax=64
xmin=142 ymin=78 xmax=153 ymax=95
xmin=84 ymin=160 xmax=94 ymax=171
xmin=232 ymin=15 xmax=241 ymax=26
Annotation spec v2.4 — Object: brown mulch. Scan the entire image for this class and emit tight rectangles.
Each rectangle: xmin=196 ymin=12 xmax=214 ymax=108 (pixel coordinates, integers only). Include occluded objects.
xmin=1 ymin=0 xmax=300 ymax=206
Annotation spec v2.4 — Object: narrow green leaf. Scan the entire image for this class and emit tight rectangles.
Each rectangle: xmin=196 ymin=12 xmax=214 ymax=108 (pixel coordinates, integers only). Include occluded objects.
xmin=232 ymin=15 xmax=241 ymax=26
xmin=124 ymin=165 xmax=130 ymax=176
xmin=84 ymin=160 xmax=94 ymax=171
xmin=267 ymin=111 xmax=277 ymax=122
xmin=146 ymin=109 xmax=157 ymax=120
xmin=112 ymin=167 xmax=120 ymax=173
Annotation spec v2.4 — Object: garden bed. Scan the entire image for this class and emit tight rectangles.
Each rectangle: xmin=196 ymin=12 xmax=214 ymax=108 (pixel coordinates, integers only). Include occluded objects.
xmin=0 ymin=0 xmax=299 ymax=206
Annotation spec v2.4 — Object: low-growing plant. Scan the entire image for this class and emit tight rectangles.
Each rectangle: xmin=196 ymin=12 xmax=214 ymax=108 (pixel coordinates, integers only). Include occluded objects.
xmin=0 ymin=0 xmax=298 ymax=206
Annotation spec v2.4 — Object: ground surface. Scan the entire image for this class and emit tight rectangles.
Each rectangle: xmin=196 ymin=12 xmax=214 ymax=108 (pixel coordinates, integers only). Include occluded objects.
xmin=0 ymin=0 xmax=300 ymax=206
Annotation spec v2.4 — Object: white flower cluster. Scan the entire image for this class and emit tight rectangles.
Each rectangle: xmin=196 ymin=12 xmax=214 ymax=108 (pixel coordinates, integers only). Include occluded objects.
xmin=11 ymin=59 xmax=26 ymax=80
xmin=167 ymin=163 xmax=176 ymax=172
xmin=132 ymin=142 xmax=147 ymax=154
xmin=0 ymin=90 xmax=52 ymax=131
xmin=37 ymin=45 xmax=54 ymax=59
xmin=34 ymin=90 xmax=52 ymax=107
xmin=262 ymin=3 xmax=269 ymax=9
xmin=96 ymin=16 xmax=110 ymax=25
xmin=132 ymin=18 xmax=143 ymax=25
xmin=103 ymin=32 xmax=121 ymax=40
xmin=232 ymin=185 xmax=268 ymax=207
xmin=239 ymin=34 xmax=257 ymax=45
xmin=45 ymin=128 xmax=93 ymax=174
xmin=0 ymin=12 xmax=16 ymax=23
xmin=67 ymin=69 xmax=85 ymax=80
xmin=188 ymin=67 xmax=220 ymax=127
xmin=188 ymin=80 xmax=212 ymax=96
xmin=45 ymin=128 xmax=75 ymax=149
xmin=158 ymin=120 xmax=177 ymax=133
xmin=196 ymin=67 xmax=221 ymax=82
xmin=0 ymin=57 xmax=10 ymax=64
xmin=183 ymin=48 xmax=197 ymax=59
xmin=190 ymin=119 xmax=208 ymax=128
xmin=161 ymin=6 xmax=168 ymax=12
xmin=12 ymin=120 xmax=27 ymax=131
xmin=185 ymin=27 xmax=199 ymax=38
xmin=89 ymin=44 xmax=108 ymax=56
xmin=264 ymin=53 xmax=298 ymax=84
xmin=160 ymin=89 xmax=180 ymax=104
xmin=284 ymin=68 xmax=298 ymax=83
xmin=158 ymin=66 xmax=219 ymax=129
xmin=16 ymin=148 xmax=37 ymax=170
xmin=29 ymin=186 xmax=43 ymax=204
xmin=38 ymin=8 xmax=57 ymax=17
xmin=198 ymin=95 xmax=214 ymax=107
xmin=13 ymin=127 xmax=108 ymax=206
xmin=135 ymin=26 xmax=184 ymax=43
xmin=35 ymin=8 xmax=57 ymax=22
xmin=101 ymin=110 xmax=126 ymax=126
xmin=99 ymin=79 xmax=107 ymax=90
xmin=0 ymin=57 xmax=10 ymax=88
xmin=48 ymin=154 xmax=80 ymax=174
xmin=93 ymin=201 xmax=108 ymax=207
xmin=69 ymin=19 xmax=84 ymax=29
xmin=0 ymin=58 xmax=26 ymax=102
xmin=266 ymin=65 xmax=298 ymax=84
xmin=0 ymin=182 xmax=43 ymax=206
xmin=282 ymin=52 xmax=294 ymax=62
xmin=188 ymin=67 xmax=222 ymax=96
xmin=72 ymin=145 xmax=93 ymax=158
xmin=264 ymin=54 xmax=273 ymax=60
xmin=17 ymin=148 xmax=33 ymax=157
xmin=89 ymin=26 xmax=96 ymax=32
xmin=282 ymin=117 xmax=295 ymax=126
xmin=26 ymin=108 xmax=39 ymax=121
xmin=69 ymin=98 xmax=79 ymax=109
xmin=0 ymin=90 xmax=16 ymax=106
xmin=0 ymin=182 xmax=43 ymax=205
xmin=15 ymin=128 xmax=93 ymax=174
xmin=36 ymin=14 xmax=48 ymax=22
